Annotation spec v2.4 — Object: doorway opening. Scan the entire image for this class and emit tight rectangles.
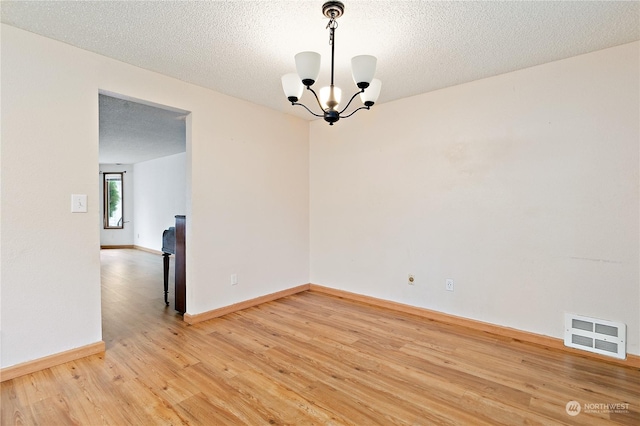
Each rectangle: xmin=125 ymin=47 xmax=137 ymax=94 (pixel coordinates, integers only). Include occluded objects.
xmin=98 ymin=90 xmax=191 ymax=347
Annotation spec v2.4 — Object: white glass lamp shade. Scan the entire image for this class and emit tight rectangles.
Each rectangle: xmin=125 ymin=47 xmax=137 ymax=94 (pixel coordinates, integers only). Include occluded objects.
xmin=351 ymin=55 xmax=377 ymax=88
xmin=360 ymin=78 xmax=381 ymax=106
xmin=282 ymin=73 xmax=303 ymax=102
xmin=320 ymin=85 xmax=342 ymax=110
xmin=295 ymin=51 xmax=321 ymax=86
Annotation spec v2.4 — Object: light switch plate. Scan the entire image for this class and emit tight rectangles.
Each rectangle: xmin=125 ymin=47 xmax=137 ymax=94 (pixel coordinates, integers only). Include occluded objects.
xmin=71 ymin=194 xmax=88 ymax=213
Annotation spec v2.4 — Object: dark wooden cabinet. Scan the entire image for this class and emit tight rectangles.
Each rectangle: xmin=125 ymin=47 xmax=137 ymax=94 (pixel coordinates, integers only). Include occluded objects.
xmin=174 ymin=215 xmax=186 ymax=313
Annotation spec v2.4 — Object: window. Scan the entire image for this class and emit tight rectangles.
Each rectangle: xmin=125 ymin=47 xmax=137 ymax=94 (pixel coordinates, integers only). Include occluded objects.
xmin=103 ymin=172 xmax=123 ymax=229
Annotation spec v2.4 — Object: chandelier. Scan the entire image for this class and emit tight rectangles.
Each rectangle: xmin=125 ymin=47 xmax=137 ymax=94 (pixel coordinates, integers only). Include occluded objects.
xmin=281 ymin=1 xmax=381 ymax=125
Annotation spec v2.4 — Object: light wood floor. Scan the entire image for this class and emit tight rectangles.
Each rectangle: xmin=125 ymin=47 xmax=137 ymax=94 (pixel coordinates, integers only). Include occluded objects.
xmin=2 ymin=249 xmax=639 ymax=425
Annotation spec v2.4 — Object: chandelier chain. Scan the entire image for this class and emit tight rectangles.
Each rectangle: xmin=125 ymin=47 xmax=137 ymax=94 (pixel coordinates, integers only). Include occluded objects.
xmin=327 ymin=17 xmax=338 ymax=46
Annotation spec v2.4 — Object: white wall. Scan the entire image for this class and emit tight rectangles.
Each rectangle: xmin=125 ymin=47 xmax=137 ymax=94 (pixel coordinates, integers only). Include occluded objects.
xmin=133 ymin=152 xmax=186 ymax=252
xmin=310 ymin=42 xmax=640 ymax=355
xmin=99 ymin=164 xmax=134 ymax=246
xmin=1 ymin=24 xmax=309 ymax=368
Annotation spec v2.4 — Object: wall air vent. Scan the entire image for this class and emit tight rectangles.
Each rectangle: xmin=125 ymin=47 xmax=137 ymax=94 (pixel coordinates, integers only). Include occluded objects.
xmin=564 ymin=313 xmax=626 ymax=359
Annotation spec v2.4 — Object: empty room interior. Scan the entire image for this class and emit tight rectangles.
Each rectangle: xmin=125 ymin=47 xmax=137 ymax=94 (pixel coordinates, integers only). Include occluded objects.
xmin=1 ymin=1 xmax=639 ymax=425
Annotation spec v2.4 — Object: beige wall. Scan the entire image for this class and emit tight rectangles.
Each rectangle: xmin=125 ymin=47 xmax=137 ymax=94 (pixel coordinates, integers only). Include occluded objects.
xmin=0 ymin=24 xmax=310 ymax=368
xmin=309 ymin=42 xmax=640 ymax=355
xmin=2 ymin=22 xmax=638 ymax=368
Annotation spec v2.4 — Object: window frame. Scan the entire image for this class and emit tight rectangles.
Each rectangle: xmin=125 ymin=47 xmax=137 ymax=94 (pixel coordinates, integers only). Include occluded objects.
xmin=103 ymin=172 xmax=124 ymax=229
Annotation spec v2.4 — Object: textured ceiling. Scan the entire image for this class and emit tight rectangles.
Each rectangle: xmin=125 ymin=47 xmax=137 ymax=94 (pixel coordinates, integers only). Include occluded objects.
xmin=2 ymin=1 xmax=639 ymax=124
xmin=99 ymin=94 xmax=186 ymax=164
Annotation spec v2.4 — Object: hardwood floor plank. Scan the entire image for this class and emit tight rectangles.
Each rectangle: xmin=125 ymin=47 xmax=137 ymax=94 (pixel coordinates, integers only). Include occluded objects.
xmin=254 ymin=330 xmax=490 ymax=425
xmin=231 ymin=369 xmax=338 ymax=425
xmin=301 ymin=381 xmax=382 ymax=426
xmin=177 ymin=392 xmax=242 ymax=426
xmin=2 ymin=249 xmax=639 ymax=425
xmin=0 ymin=380 xmax=37 ymax=426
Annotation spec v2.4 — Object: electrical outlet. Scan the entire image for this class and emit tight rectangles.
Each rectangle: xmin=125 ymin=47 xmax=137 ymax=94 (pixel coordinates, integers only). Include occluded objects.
xmin=231 ymin=274 xmax=238 ymax=286
xmin=445 ymin=278 xmax=454 ymax=292
xmin=408 ymin=274 xmax=415 ymax=285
